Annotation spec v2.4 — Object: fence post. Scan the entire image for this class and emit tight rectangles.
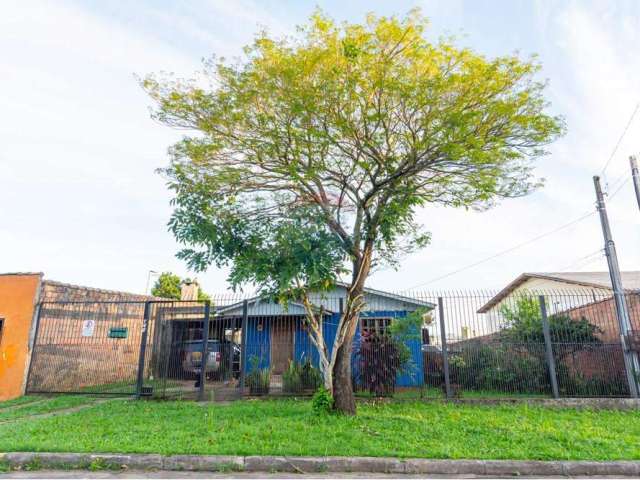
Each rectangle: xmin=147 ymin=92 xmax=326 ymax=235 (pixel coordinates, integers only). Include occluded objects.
xmin=198 ymin=301 xmax=211 ymax=401
xmin=539 ymin=295 xmax=560 ymax=399
xmin=135 ymin=301 xmax=151 ymax=399
xmin=239 ymin=300 xmax=249 ymax=395
xmin=23 ymin=303 xmax=43 ymax=395
xmin=226 ymin=319 xmax=235 ymax=383
xmin=438 ymin=297 xmax=452 ymax=399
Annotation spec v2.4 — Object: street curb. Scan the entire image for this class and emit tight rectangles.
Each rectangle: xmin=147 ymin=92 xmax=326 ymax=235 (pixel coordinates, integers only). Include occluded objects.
xmin=1 ymin=452 xmax=640 ymax=476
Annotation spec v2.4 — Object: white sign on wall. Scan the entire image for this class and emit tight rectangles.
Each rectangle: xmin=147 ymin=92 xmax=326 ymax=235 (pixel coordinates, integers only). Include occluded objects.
xmin=81 ymin=319 xmax=95 ymax=337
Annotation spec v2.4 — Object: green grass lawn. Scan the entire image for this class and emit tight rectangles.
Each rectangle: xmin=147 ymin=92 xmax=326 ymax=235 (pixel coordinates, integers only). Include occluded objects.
xmin=1 ymin=397 xmax=639 ymax=460
xmin=0 ymin=396 xmax=99 ymax=422
xmin=0 ymin=395 xmax=48 ymax=410
xmin=355 ymin=387 xmax=548 ymax=400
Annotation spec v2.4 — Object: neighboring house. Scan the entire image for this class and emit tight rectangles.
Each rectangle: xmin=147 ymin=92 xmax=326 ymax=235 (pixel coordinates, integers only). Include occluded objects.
xmin=0 ymin=272 xmax=157 ymax=400
xmin=0 ymin=273 xmax=41 ymax=401
xmin=210 ymin=283 xmax=435 ymax=387
xmin=3 ymin=274 xmax=434 ymax=399
xmin=478 ymin=271 xmax=640 ymax=337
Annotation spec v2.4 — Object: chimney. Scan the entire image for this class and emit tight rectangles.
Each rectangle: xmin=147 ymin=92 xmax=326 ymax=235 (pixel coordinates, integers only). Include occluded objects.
xmin=180 ymin=279 xmax=199 ymax=301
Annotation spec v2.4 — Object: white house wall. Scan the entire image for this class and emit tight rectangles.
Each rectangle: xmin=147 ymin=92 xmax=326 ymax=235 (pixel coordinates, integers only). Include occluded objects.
xmin=217 ymin=301 xmax=308 ymax=317
xmin=483 ymin=278 xmax=611 ymax=333
xmin=308 ymin=285 xmax=430 ymax=313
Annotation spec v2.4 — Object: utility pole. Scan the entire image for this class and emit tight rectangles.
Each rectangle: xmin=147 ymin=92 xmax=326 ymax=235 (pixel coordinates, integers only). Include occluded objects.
xmin=593 ymin=176 xmax=639 ymax=397
xmin=630 ymin=156 xmax=640 ymax=212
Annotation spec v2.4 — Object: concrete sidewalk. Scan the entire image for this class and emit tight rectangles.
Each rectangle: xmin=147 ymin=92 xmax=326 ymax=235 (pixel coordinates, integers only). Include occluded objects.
xmin=2 ymin=453 xmax=640 ymax=477
xmin=0 ymin=470 xmax=491 ymax=479
xmin=3 ymin=470 xmax=629 ymax=479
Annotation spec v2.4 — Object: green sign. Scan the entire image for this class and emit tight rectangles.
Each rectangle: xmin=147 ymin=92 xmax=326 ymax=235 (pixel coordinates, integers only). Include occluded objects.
xmin=108 ymin=327 xmax=128 ymax=339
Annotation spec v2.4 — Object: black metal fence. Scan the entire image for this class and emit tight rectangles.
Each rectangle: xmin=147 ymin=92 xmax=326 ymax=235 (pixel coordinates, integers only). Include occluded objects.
xmin=25 ymin=289 xmax=640 ymax=400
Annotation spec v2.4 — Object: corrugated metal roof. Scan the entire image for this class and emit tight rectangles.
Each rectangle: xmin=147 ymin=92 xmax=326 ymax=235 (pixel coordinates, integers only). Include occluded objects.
xmin=529 ymin=271 xmax=640 ymax=290
xmin=477 ymin=271 xmax=640 ymax=313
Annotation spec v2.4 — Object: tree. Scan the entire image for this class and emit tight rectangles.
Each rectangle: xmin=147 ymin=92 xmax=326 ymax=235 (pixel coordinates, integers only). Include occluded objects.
xmin=151 ymin=272 xmax=211 ymax=301
xmin=499 ymin=296 xmax=602 ymax=359
xmin=143 ymin=10 xmax=564 ymax=414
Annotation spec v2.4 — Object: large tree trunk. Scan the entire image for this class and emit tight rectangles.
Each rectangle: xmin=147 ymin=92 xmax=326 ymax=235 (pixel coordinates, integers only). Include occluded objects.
xmin=330 ymin=247 xmax=372 ymax=415
xmin=331 ymin=307 xmax=361 ymax=414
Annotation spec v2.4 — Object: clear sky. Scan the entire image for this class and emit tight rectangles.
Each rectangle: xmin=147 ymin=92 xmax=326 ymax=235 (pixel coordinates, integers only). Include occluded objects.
xmin=1 ymin=0 xmax=639 ymax=295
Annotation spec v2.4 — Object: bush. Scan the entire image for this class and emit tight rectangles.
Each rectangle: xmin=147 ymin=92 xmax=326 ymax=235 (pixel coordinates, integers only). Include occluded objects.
xmin=354 ymin=332 xmax=407 ymax=396
xmin=560 ymin=371 xmax=629 ymax=397
xmin=311 ymin=387 xmax=333 ymax=414
xmin=246 ymin=356 xmax=270 ymax=395
xmin=448 ymin=344 xmax=550 ymax=395
xmin=283 ymin=359 xmax=323 ymax=393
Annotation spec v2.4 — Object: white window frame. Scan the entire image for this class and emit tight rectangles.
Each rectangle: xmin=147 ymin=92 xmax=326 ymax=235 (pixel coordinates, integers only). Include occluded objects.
xmin=361 ymin=317 xmax=392 ymax=336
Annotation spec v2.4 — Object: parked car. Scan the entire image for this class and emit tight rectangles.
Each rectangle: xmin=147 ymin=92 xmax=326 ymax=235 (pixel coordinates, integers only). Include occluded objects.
xmin=182 ymin=339 xmax=241 ymax=380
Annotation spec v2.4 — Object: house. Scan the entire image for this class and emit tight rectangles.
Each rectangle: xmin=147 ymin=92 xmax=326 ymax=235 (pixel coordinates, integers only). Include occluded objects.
xmin=0 ymin=273 xmax=157 ymax=400
xmin=210 ymin=283 xmax=435 ymax=388
xmin=477 ymin=271 xmax=640 ymax=335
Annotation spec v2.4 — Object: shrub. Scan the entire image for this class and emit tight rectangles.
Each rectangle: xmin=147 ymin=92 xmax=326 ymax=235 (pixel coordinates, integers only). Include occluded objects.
xmin=354 ymin=332 xmax=406 ymax=396
xmin=448 ymin=344 xmax=550 ymax=395
xmin=283 ymin=358 xmax=322 ymax=393
xmin=311 ymin=386 xmax=333 ymax=414
xmin=246 ymin=356 xmax=270 ymax=395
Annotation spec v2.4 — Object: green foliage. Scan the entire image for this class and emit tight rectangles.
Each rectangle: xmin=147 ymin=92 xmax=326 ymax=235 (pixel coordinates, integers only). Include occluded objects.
xmin=246 ymin=356 xmax=271 ymax=395
xmin=151 ymin=272 xmax=210 ymax=301
xmin=88 ymin=458 xmax=120 ymax=471
xmin=24 ymin=459 xmax=42 ymax=471
xmin=499 ymin=296 xmax=602 ymax=349
xmin=151 ymin=272 xmax=181 ymax=299
xmin=561 ymin=369 xmax=629 ymax=397
xmin=311 ymin=387 xmax=334 ymax=415
xmin=355 ymin=315 xmax=421 ymax=395
xmin=355 ymin=333 xmax=405 ymax=396
xmin=389 ymin=310 xmax=424 ymax=341
xmin=449 ymin=345 xmax=550 ymax=394
xmin=439 ymin=297 xmax=607 ymax=395
xmin=389 ymin=313 xmax=424 ymax=376
xmin=143 ymin=9 xmax=564 ymax=297
xmin=3 ymin=398 xmax=640 ymax=460
xmin=283 ymin=359 xmax=323 ymax=393
xmin=144 ymin=10 xmax=564 ymax=409
xmin=0 ymin=396 xmax=96 ymax=422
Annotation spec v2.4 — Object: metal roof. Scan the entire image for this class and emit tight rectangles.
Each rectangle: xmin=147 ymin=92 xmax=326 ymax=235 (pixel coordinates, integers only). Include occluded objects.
xmin=334 ymin=281 xmax=436 ymax=309
xmin=477 ymin=271 xmax=640 ymax=313
xmin=216 ymin=284 xmax=435 ymax=317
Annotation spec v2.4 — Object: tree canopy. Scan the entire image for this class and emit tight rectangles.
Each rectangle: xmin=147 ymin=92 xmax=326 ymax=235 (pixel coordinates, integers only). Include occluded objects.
xmin=151 ymin=272 xmax=211 ymax=301
xmin=144 ymin=9 xmax=564 ymax=413
xmin=500 ymin=296 xmax=602 ymax=350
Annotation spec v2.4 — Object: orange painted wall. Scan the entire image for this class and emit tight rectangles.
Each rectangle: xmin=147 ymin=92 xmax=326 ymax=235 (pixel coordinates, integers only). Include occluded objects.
xmin=0 ymin=274 xmax=41 ymax=400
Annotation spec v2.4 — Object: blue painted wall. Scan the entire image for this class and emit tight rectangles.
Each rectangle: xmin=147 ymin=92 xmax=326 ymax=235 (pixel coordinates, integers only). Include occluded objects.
xmin=244 ymin=316 xmax=271 ymax=371
xmin=243 ymin=310 xmax=424 ymax=388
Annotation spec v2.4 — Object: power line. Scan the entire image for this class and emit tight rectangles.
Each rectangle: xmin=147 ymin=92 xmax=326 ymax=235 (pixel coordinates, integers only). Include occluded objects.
xmin=600 ymin=101 xmax=639 ymax=175
xmin=605 ymin=171 xmax=628 ymax=195
xmin=558 ymin=248 xmax=604 ymax=272
xmin=405 ymin=101 xmax=638 ymax=290
xmin=608 ymin=176 xmax=632 ymax=201
xmin=406 ymin=210 xmax=597 ymax=289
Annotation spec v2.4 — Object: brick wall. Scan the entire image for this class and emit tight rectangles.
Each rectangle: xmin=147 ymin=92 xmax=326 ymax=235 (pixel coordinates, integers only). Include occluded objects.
xmin=564 ymin=294 xmax=640 ymax=343
xmin=27 ymin=281 xmax=159 ymax=393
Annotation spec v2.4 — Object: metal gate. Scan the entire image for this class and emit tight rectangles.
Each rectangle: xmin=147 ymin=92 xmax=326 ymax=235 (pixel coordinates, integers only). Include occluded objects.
xmin=26 ymin=300 xmax=212 ymax=397
xmin=149 ymin=302 xmax=243 ymax=401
